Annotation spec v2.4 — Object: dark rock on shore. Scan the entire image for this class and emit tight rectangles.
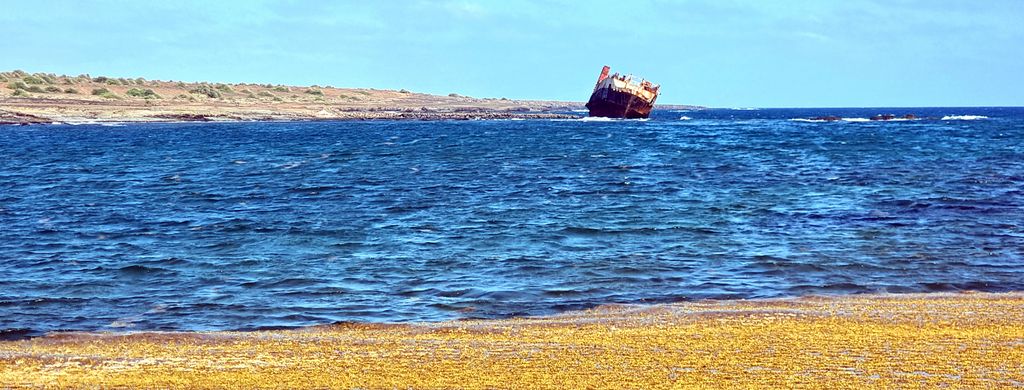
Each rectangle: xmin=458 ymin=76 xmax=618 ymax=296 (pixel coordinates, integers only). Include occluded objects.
xmin=0 ymin=110 xmax=50 ymax=125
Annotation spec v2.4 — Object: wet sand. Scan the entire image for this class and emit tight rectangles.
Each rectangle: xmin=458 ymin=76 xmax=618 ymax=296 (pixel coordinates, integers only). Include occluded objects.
xmin=2 ymin=292 xmax=1022 ymax=388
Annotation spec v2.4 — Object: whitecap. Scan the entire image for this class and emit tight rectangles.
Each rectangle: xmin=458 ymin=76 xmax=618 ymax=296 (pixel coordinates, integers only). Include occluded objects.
xmin=679 ymin=116 xmax=692 ymax=121
xmin=941 ymin=115 xmax=988 ymax=120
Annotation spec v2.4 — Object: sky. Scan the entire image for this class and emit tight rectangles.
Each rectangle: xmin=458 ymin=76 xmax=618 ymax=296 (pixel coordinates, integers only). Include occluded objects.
xmin=2 ymin=0 xmax=1022 ymax=107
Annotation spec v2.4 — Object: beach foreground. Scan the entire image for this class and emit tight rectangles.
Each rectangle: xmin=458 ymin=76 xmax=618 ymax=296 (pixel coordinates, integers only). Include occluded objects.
xmin=2 ymin=293 xmax=1022 ymax=388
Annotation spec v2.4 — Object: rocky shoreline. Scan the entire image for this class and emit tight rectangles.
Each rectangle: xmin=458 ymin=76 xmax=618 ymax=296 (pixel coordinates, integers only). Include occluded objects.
xmin=0 ymin=98 xmax=581 ymax=125
xmin=1 ymin=71 xmax=712 ymax=125
xmin=0 ymin=109 xmax=51 ymax=125
xmin=1 ymin=70 xmax=590 ymax=125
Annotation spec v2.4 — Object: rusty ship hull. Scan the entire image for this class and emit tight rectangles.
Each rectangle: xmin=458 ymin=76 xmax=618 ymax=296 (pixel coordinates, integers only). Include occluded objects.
xmin=585 ymin=66 xmax=660 ymax=119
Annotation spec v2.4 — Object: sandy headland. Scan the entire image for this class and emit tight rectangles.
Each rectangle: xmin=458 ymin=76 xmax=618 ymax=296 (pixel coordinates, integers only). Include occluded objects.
xmin=0 ymin=70 xmax=599 ymax=124
xmin=2 ymin=292 xmax=1022 ymax=388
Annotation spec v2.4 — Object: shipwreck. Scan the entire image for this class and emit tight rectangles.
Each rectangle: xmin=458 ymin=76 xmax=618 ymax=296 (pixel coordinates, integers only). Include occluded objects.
xmin=585 ymin=66 xmax=660 ymax=119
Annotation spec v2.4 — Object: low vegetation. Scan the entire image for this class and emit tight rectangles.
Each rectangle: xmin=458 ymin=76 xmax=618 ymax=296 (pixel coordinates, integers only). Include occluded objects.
xmin=189 ymin=85 xmax=221 ymax=98
xmin=126 ymin=88 xmax=160 ymax=99
xmin=1 ymin=69 xmax=543 ymax=113
xmin=22 ymin=75 xmax=45 ymax=85
xmin=91 ymin=88 xmax=120 ymax=99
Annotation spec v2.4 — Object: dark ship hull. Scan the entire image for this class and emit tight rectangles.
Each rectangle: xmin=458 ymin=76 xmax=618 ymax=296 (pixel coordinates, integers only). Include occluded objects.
xmin=586 ymin=88 xmax=655 ymax=119
xmin=585 ymin=65 xmax=660 ymax=119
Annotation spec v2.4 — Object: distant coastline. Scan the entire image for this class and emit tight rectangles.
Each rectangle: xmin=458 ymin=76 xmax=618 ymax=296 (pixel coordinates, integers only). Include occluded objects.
xmin=0 ymin=70 xmax=704 ymax=125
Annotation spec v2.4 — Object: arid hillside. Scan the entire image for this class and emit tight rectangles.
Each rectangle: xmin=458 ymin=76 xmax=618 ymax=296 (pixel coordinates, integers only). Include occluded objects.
xmin=0 ymin=70 xmax=583 ymax=124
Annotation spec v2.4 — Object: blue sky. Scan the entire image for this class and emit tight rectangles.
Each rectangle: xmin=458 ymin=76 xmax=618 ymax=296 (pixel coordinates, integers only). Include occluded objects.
xmin=2 ymin=0 xmax=1022 ymax=107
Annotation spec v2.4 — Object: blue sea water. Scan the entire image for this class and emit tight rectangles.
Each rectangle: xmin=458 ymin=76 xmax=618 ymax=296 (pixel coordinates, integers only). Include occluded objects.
xmin=2 ymin=107 xmax=1023 ymax=336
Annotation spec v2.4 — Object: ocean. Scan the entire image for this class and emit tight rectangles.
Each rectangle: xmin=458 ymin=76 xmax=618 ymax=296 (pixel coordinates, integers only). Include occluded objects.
xmin=2 ymin=107 xmax=1022 ymax=336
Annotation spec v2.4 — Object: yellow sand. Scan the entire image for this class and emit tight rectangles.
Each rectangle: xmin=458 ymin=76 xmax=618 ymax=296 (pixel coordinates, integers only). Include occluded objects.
xmin=2 ymin=292 xmax=1022 ymax=389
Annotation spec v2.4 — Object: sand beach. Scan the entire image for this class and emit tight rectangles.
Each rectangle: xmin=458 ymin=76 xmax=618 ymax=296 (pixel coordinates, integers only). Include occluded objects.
xmin=2 ymin=292 xmax=1022 ymax=388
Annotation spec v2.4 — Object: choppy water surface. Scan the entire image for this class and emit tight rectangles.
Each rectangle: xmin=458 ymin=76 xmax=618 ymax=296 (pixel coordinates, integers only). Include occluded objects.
xmin=2 ymin=107 xmax=1023 ymax=335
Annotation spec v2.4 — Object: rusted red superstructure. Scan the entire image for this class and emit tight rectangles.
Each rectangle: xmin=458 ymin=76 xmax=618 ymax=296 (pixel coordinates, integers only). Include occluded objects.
xmin=585 ymin=66 xmax=660 ymax=119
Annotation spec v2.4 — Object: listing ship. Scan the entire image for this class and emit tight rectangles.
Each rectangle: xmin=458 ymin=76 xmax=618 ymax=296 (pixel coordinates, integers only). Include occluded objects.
xmin=585 ymin=66 xmax=660 ymax=119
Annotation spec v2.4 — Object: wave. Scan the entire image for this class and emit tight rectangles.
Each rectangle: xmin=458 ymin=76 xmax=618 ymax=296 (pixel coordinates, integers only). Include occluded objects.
xmin=678 ymin=116 xmax=692 ymax=121
xmin=791 ymin=115 xmax=989 ymax=123
xmin=942 ymin=115 xmax=988 ymax=121
xmin=577 ymin=117 xmax=649 ymax=122
xmin=790 ymin=117 xmax=929 ymax=123
xmin=64 ymin=121 xmax=127 ymax=127
xmin=790 ymin=118 xmax=871 ymax=123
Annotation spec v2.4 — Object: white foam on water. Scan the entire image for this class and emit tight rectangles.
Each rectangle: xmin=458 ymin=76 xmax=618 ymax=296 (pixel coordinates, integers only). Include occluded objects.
xmin=571 ymin=109 xmax=588 ymax=113
xmin=59 ymin=119 xmax=95 ymax=125
xmin=942 ymin=115 xmax=988 ymax=120
xmin=679 ymin=116 xmax=692 ymax=121
xmin=565 ymin=117 xmax=651 ymax=122
xmin=790 ymin=117 xmax=874 ymax=123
